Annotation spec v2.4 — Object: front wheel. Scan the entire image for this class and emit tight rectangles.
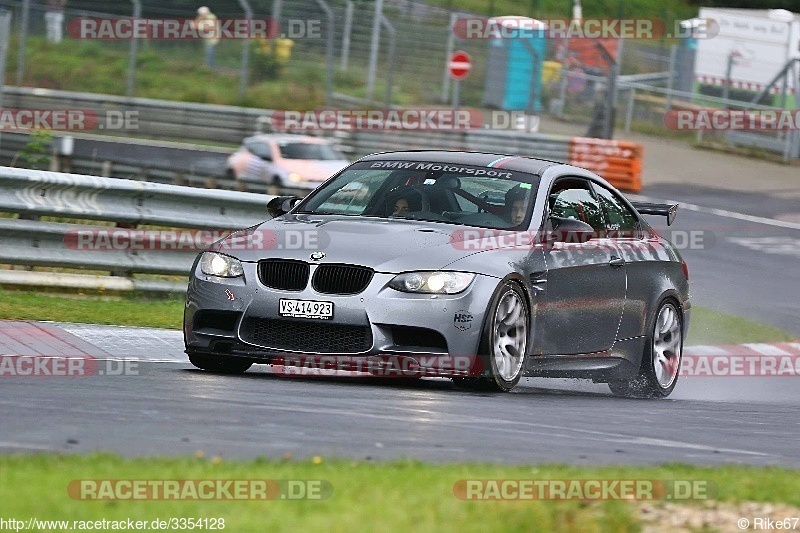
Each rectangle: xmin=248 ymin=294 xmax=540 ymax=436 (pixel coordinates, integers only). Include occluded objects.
xmin=609 ymin=300 xmax=683 ymax=398
xmin=188 ymin=353 xmax=252 ymax=374
xmin=455 ymin=281 xmax=530 ymax=392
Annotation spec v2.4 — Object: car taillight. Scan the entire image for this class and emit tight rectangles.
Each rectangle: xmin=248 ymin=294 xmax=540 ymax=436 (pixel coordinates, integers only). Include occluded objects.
xmin=681 ymin=260 xmax=689 ymax=280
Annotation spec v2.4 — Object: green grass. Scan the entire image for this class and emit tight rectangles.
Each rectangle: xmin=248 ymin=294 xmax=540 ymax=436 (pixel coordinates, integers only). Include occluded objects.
xmin=1 ymin=454 xmax=798 ymax=532
xmin=0 ymin=288 xmax=185 ymax=329
xmin=686 ymin=306 xmax=797 ymax=346
xmin=0 ymin=288 xmax=794 ymax=345
xmin=7 ymin=37 xmax=331 ymax=109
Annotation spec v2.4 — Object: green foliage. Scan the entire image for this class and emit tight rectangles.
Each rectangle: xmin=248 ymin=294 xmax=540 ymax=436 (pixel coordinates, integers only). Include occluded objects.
xmin=10 ymin=36 xmax=327 ymax=109
xmin=18 ymin=130 xmax=53 ymax=170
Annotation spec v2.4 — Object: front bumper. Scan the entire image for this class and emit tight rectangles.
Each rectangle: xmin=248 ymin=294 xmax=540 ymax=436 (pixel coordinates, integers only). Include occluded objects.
xmin=184 ymin=260 xmax=499 ymax=376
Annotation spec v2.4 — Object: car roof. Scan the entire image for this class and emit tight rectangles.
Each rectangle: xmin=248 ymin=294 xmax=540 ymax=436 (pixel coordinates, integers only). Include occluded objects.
xmin=358 ymin=150 xmax=561 ymax=176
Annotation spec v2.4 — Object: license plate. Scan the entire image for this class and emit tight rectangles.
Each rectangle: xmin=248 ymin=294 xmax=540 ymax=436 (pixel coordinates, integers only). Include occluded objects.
xmin=279 ymin=299 xmax=334 ymax=320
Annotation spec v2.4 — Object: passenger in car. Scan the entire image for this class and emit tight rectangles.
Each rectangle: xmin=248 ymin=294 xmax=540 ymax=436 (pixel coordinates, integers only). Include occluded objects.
xmin=392 ymin=198 xmax=410 ymax=215
xmin=505 ymin=185 xmax=529 ymax=226
xmin=386 ymin=187 xmax=422 ymax=216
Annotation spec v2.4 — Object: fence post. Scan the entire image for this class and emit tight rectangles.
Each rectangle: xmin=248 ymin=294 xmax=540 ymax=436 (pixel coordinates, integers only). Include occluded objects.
xmin=665 ymin=44 xmax=677 ymax=113
xmin=0 ymin=9 xmax=11 ymax=154
xmin=340 ymin=0 xmax=353 ymax=72
xmin=722 ymin=52 xmax=735 ymax=103
xmin=440 ymin=12 xmax=458 ymax=103
xmin=365 ymin=0 xmax=384 ymax=101
xmin=557 ymin=72 xmax=568 ymax=119
xmin=126 ymin=0 xmax=142 ymax=97
xmin=272 ymin=0 xmax=282 ymax=27
xmin=381 ymin=15 xmax=396 ymax=107
xmin=625 ymin=87 xmax=635 ymax=133
xmin=15 ymin=0 xmax=29 ymax=86
xmin=316 ymin=0 xmax=335 ymax=107
xmin=237 ymin=0 xmax=253 ymax=100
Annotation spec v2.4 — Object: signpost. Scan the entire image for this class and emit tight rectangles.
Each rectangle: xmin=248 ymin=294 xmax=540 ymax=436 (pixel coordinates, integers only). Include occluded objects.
xmin=448 ymin=50 xmax=471 ymax=109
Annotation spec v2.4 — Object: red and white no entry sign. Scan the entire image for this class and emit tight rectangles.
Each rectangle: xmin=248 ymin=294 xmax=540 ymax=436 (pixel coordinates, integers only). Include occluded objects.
xmin=449 ymin=51 xmax=472 ymax=80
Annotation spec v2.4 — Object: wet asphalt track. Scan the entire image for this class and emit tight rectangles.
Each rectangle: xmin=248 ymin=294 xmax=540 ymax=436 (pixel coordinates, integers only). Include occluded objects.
xmin=1 ymin=188 xmax=798 ymax=466
xmin=1 ymin=331 xmax=798 ymax=467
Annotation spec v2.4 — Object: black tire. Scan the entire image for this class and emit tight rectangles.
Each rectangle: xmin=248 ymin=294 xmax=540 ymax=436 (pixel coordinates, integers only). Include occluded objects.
xmin=188 ymin=353 xmax=252 ymax=374
xmin=454 ymin=281 xmax=530 ymax=392
xmin=609 ymin=299 xmax=683 ymax=398
xmin=452 ymin=376 xmax=496 ymax=391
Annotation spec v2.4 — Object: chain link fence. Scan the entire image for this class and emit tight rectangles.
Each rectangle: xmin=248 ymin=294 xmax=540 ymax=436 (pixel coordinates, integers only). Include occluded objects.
xmin=0 ymin=0 xmax=797 ymax=159
xmin=0 ymin=0 xmax=689 ymax=106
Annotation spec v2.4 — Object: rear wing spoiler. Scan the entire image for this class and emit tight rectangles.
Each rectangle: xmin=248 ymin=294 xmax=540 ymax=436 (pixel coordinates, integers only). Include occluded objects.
xmin=631 ymin=202 xmax=678 ymax=226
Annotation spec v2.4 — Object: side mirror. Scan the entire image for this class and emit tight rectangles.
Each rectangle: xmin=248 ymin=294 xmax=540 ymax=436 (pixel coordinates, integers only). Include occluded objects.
xmin=267 ymin=195 xmax=301 ymax=218
xmin=548 ymin=217 xmax=596 ymax=243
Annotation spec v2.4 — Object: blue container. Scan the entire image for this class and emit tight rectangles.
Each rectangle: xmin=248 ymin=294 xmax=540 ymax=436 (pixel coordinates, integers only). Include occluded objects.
xmin=482 ymin=17 xmax=547 ymax=112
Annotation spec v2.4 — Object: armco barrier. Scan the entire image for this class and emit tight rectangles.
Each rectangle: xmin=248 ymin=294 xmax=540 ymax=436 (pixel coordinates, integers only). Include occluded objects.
xmin=568 ymin=137 xmax=643 ymax=193
xmin=0 ymin=167 xmax=271 ymax=228
xmin=0 ymin=167 xmax=275 ymax=293
xmin=345 ymin=130 xmax=571 ymax=162
xmin=1 ymin=87 xmax=269 ymax=144
xmin=1 ymin=87 xmax=645 ymax=193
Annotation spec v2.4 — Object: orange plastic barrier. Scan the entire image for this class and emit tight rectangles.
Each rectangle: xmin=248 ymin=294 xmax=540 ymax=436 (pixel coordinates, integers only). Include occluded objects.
xmin=568 ymin=137 xmax=643 ymax=193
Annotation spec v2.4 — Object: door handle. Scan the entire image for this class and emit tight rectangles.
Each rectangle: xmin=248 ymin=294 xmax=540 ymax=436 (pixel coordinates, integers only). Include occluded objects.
xmin=609 ymin=256 xmax=624 ymax=267
xmin=530 ymin=278 xmax=547 ymax=291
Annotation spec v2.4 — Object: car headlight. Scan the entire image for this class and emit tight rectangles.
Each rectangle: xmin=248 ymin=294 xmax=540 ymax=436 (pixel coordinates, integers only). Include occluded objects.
xmin=288 ymin=172 xmax=303 ymax=182
xmin=389 ymin=271 xmax=475 ymax=294
xmin=200 ymin=252 xmax=244 ymax=278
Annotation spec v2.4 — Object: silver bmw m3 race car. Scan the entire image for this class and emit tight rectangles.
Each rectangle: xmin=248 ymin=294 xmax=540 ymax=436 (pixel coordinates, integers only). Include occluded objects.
xmin=184 ymin=150 xmax=689 ymax=397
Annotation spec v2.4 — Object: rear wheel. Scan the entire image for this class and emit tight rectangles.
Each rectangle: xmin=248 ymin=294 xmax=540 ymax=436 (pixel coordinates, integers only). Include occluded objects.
xmin=454 ymin=281 xmax=529 ymax=392
xmin=188 ymin=353 xmax=252 ymax=374
xmin=609 ymin=300 xmax=683 ymax=398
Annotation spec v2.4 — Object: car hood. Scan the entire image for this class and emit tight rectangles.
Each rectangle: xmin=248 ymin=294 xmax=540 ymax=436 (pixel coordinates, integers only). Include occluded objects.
xmin=280 ymin=159 xmax=350 ymax=181
xmin=212 ymin=215 xmax=508 ymax=273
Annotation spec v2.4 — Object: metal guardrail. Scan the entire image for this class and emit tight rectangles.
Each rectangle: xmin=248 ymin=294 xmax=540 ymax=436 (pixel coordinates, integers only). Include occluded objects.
xmin=0 ymin=167 xmax=275 ymax=292
xmin=2 ymin=87 xmax=271 ymax=144
xmin=345 ymin=130 xmax=570 ymax=162
xmin=0 ymin=167 xmax=271 ymax=228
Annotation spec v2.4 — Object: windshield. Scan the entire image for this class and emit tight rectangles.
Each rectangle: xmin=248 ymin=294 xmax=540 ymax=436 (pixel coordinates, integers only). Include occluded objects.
xmin=278 ymin=142 xmax=345 ymax=161
xmin=296 ymin=160 xmax=539 ymax=230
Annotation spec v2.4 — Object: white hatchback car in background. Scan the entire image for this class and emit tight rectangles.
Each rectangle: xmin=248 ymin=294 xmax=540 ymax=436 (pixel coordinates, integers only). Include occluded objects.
xmin=227 ymin=134 xmax=350 ymax=191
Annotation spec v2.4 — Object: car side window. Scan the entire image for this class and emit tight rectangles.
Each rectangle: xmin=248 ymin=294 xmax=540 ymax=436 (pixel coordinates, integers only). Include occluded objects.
xmin=245 ymin=140 xmax=272 ymax=160
xmin=548 ymin=183 xmax=605 ymax=231
xmin=592 ymin=184 xmax=640 ymax=237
